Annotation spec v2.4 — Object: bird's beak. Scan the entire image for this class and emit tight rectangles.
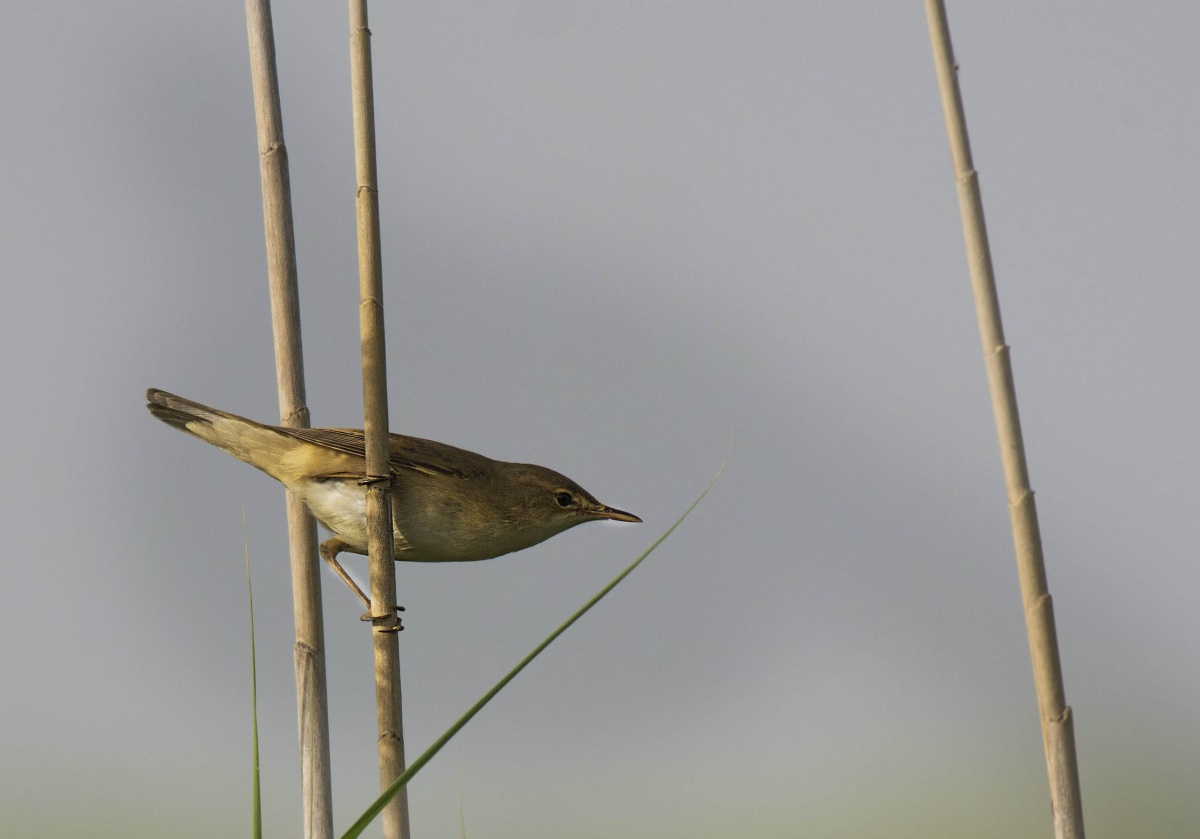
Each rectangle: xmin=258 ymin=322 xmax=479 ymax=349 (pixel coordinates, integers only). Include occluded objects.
xmin=594 ymin=505 xmax=642 ymax=523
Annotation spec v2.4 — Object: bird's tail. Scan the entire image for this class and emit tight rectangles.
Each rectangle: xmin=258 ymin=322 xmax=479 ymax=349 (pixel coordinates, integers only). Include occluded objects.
xmin=146 ymin=388 xmax=297 ymax=482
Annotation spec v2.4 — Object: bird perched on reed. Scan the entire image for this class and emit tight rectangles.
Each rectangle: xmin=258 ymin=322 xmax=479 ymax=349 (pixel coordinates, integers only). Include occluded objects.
xmin=146 ymin=388 xmax=640 ymax=613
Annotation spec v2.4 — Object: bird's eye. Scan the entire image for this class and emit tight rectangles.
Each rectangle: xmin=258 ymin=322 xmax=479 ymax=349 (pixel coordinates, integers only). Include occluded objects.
xmin=554 ymin=491 xmax=575 ymax=508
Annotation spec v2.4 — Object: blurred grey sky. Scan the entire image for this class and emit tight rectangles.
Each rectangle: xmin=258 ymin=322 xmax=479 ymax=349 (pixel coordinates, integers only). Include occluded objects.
xmin=2 ymin=3 xmax=1198 ymax=837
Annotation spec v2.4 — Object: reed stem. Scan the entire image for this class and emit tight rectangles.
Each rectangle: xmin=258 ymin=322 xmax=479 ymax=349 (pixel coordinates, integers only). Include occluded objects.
xmin=925 ymin=4 xmax=1086 ymax=837
xmin=347 ymin=1 xmax=410 ymax=836
xmin=244 ymin=2 xmax=335 ymax=836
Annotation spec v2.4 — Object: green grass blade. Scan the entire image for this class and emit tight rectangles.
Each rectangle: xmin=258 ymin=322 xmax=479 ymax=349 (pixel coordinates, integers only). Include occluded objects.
xmin=339 ymin=457 xmax=726 ymax=839
xmin=244 ymin=511 xmax=262 ymax=839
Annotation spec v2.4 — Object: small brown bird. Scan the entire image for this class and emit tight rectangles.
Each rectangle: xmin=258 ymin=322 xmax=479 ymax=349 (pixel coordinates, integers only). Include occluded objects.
xmin=146 ymin=389 xmax=640 ymax=611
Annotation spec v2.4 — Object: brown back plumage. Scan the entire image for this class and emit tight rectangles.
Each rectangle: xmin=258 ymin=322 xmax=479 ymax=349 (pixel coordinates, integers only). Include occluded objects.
xmin=146 ymin=388 xmax=494 ymax=483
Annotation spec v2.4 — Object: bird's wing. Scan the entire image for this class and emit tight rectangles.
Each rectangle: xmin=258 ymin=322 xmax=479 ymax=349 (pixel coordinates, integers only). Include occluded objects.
xmin=277 ymin=426 xmax=484 ymax=480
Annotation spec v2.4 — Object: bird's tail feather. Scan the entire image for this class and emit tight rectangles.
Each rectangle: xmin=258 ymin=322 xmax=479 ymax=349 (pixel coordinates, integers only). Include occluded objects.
xmin=146 ymin=388 xmax=296 ymax=481
xmin=146 ymin=388 xmax=243 ymax=430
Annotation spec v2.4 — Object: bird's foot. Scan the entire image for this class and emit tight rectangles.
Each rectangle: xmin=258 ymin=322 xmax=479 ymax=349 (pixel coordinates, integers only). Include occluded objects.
xmin=360 ymin=605 xmax=405 ymax=632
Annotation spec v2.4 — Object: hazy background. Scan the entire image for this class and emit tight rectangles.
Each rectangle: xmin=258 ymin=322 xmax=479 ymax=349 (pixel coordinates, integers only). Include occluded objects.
xmin=3 ymin=3 xmax=1197 ymax=837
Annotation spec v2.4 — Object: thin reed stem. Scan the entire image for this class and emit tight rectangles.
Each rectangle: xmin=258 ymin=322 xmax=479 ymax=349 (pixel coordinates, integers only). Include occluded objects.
xmin=925 ymin=3 xmax=1086 ymax=837
xmin=347 ymin=1 xmax=410 ymax=837
xmin=244 ymin=2 xmax=334 ymax=837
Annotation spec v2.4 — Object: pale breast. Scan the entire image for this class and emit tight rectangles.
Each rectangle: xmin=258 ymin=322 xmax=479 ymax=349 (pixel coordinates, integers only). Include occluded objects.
xmin=299 ymin=478 xmax=370 ymax=553
xmin=299 ymin=477 xmax=417 ymax=558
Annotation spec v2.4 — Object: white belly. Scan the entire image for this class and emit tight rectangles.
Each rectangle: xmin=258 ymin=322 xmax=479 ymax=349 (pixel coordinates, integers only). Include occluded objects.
xmin=300 ymin=479 xmax=370 ymax=553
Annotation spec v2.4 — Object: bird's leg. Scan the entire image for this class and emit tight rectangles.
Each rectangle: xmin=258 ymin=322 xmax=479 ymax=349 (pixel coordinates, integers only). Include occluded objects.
xmin=318 ymin=538 xmax=370 ymax=606
xmin=319 ymin=538 xmax=405 ymax=629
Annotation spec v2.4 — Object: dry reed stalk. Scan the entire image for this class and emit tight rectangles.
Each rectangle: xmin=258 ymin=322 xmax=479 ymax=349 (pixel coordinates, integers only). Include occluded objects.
xmin=347 ymin=1 xmax=411 ymax=837
xmin=925 ymin=3 xmax=1085 ymax=838
xmin=243 ymin=2 xmax=334 ymax=837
